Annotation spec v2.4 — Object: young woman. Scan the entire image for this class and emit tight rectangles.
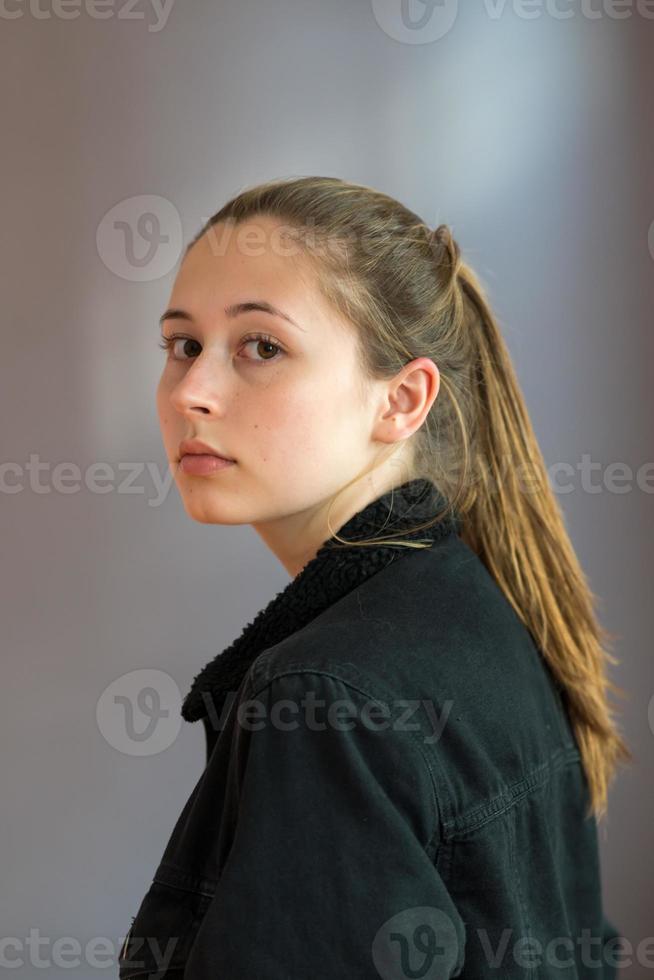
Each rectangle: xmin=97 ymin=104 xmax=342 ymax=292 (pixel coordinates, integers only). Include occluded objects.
xmin=119 ymin=176 xmax=631 ymax=979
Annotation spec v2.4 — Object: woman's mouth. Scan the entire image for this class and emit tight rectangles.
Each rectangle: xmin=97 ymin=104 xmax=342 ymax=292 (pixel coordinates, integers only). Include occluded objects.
xmin=179 ymin=454 xmax=236 ymax=476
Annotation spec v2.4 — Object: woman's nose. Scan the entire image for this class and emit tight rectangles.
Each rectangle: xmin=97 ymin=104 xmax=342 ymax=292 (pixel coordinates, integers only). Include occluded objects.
xmin=169 ymin=357 xmax=228 ymax=418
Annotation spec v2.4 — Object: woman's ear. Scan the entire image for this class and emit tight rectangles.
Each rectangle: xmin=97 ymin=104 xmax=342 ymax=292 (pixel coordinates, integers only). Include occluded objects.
xmin=372 ymin=357 xmax=440 ymax=445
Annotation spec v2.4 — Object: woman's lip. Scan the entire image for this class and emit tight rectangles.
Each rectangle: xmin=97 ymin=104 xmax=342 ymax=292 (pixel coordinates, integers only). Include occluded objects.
xmin=179 ymin=454 xmax=236 ymax=476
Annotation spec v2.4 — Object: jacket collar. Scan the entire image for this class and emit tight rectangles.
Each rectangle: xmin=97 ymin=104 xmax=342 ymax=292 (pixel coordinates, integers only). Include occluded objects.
xmin=180 ymin=478 xmax=461 ymax=724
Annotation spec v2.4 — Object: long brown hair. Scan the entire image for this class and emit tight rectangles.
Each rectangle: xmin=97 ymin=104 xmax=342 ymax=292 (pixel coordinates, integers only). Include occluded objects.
xmin=188 ymin=175 xmax=632 ymax=821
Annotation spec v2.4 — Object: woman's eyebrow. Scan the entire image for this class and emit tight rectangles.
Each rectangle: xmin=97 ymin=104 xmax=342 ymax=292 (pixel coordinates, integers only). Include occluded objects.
xmin=158 ymin=301 xmax=306 ymax=331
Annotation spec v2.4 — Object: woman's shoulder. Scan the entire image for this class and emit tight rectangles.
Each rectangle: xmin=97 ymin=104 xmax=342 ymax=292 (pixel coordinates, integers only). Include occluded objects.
xmin=245 ymin=533 xmax=578 ymax=820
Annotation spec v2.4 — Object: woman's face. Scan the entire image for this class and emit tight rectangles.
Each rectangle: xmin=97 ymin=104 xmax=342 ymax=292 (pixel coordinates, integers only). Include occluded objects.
xmin=156 ymin=217 xmax=388 ymax=531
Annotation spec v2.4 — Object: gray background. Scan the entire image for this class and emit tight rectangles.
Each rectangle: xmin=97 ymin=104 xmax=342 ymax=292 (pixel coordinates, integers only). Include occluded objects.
xmin=1 ymin=1 xmax=652 ymax=977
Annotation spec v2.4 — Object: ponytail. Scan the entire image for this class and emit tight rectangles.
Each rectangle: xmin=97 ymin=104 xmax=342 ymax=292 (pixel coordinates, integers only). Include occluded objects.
xmin=432 ymin=224 xmax=632 ymax=821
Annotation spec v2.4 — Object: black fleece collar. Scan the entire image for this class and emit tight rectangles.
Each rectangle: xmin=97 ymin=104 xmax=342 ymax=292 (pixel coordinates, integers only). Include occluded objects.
xmin=180 ymin=478 xmax=461 ymax=724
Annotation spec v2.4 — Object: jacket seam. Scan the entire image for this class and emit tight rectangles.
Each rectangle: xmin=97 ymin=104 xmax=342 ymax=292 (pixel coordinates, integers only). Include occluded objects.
xmin=507 ymin=804 xmax=540 ymax=979
xmin=153 ymin=862 xmax=217 ymax=897
xmin=442 ymin=744 xmax=581 ymax=840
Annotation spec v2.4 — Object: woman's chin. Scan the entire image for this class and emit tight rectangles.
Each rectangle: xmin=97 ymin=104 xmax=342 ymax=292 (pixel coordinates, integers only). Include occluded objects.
xmin=179 ymin=491 xmax=250 ymax=526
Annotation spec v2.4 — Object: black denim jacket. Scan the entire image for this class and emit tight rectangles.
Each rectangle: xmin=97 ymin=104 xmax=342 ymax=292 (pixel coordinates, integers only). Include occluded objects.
xmin=118 ymin=479 xmax=621 ymax=979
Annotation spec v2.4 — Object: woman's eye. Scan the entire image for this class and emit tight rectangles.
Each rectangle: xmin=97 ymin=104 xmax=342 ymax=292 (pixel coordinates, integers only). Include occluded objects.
xmin=158 ymin=336 xmax=201 ymax=360
xmin=239 ymin=334 xmax=284 ymax=363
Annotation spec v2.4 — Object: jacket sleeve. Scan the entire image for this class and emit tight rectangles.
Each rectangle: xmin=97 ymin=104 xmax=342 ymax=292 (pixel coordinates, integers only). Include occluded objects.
xmin=184 ymin=669 xmax=466 ymax=979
